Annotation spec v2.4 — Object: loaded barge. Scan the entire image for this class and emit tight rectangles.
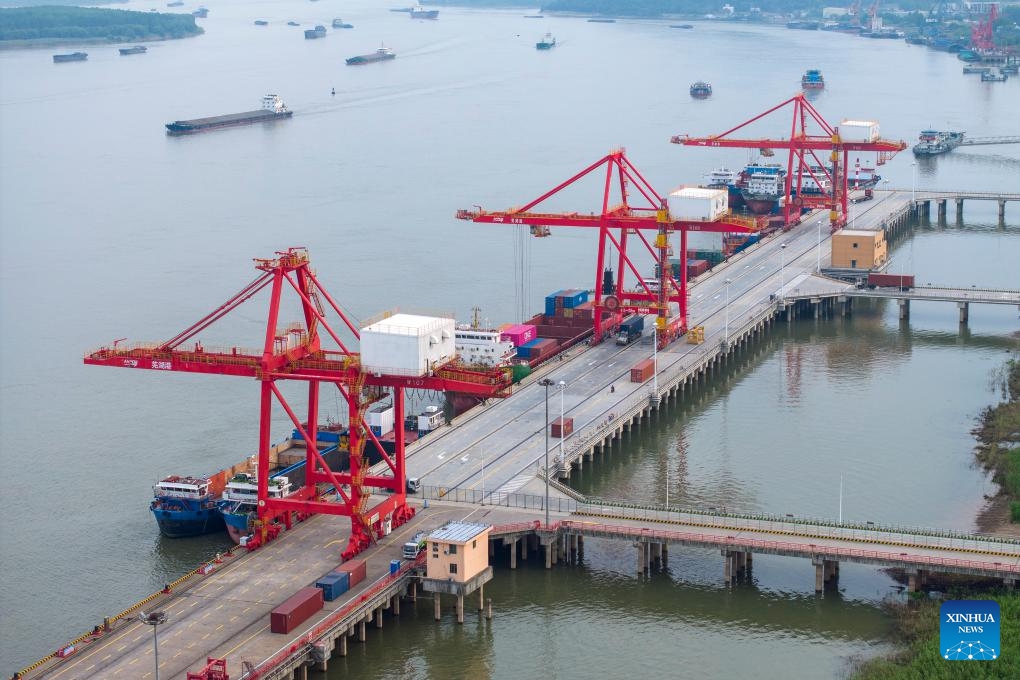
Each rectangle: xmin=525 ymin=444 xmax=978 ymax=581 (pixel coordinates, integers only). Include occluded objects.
xmin=165 ymin=94 xmax=292 ymax=136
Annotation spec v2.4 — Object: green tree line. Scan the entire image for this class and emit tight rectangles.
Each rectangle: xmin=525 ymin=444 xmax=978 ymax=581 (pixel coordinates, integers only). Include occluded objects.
xmin=0 ymin=6 xmax=201 ymax=41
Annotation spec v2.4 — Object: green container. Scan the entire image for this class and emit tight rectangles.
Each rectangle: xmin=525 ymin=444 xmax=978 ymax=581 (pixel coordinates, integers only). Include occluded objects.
xmin=512 ymin=363 xmax=532 ymax=383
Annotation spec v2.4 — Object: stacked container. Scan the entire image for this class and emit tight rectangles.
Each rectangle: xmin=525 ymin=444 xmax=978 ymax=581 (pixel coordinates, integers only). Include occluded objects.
xmin=630 ymin=358 xmax=656 ymax=383
xmin=271 ymin=587 xmax=324 ymax=634
xmin=687 ymin=259 xmax=710 ymax=278
xmin=500 ymin=323 xmax=537 ymax=347
xmin=337 ymin=558 xmax=367 ymax=588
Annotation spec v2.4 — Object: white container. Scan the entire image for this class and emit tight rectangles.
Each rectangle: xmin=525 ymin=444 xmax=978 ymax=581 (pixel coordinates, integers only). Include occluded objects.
xmin=417 ymin=408 xmax=444 ymax=433
xmin=368 ymin=404 xmax=395 ymax=436
xmin=667 ymin=186 xmax=728 ymax=221
xmin=838 ymin=120 xmax=880 ymax=143
xmin=360 ymin=313 xmax=455 ymax=376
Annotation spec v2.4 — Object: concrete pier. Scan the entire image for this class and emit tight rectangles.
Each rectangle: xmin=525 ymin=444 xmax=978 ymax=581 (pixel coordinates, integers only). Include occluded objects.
xmin=958 ymin=301 xmax=969 ymax=324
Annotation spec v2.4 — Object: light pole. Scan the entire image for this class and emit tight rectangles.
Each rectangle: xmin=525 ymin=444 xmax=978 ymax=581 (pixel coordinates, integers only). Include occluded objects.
xmin=538 ymin=377 xmax=554 ymax=527
xmin=652 ymin=324 xmax=658 ymax=397
xmin=724 ymin=278 xmax=732 ymax=346
xmin=779 ymin=243 xmax=787 ymax=299
xmin=816 ymin=219 xmax=823 ymax=273
xmin=911 ymin=161 xmax=917 ymax=205
xmin=479 ymin=444 xmax=485 ymax=506
xmin=558 ymin=380 xmax=566 ymax=468
xmin=139 ymin=611 xmax=167 ymax=680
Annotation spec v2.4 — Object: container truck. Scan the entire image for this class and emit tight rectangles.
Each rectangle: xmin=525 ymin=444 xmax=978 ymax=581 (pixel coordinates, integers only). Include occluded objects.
xmin=615 ymin=316 xmax=644 ymax=345
xmin=866 ymin=273 xmax=915 ymax=291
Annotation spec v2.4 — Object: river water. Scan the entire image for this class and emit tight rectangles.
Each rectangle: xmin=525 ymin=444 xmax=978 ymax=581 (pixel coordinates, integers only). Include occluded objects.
xmin=1 ymin=2 xmax=1018 ymax=675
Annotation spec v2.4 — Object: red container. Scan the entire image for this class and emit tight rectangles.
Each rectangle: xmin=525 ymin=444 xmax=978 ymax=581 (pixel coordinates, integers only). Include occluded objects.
xmin=686 ymin=259 xmax=710 ymax=278
xmin=270 ymin=587 xmax=323 ymax=634
xmin=338 ymin=558 xmax=367 ymax=588
xmin=866 ymin=273 xmax=914 ymax=290
xmin=551 ymin=417 xmax=573 ymax=438
xmin=630 ymin=358 xmax=655 ymax=383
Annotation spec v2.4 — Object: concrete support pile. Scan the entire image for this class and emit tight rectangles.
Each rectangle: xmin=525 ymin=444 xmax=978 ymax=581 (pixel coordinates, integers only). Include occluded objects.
xmin=812 ymin=557 xmax=840 ymax=593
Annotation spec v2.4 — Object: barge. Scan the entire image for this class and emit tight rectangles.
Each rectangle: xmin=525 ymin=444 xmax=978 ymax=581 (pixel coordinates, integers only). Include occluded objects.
xmin=165 ymin=94 xmax=292 ymax=136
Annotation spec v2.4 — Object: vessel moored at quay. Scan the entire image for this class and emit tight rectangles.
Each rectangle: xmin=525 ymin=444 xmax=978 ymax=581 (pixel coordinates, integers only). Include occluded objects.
xmin=165 ymin=94 xmax=292 ymax=135
xmin=912 ymin=129 xmax=965 ymax=155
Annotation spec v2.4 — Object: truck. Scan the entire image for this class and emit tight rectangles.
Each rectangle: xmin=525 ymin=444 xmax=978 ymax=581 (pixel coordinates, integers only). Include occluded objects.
xmin=402 ymin=531 xmax=427 ymax=559
xmin=615 ymin=315 xmax=644 ymax=345
xmin=866 ymin=272 xmax=915 ymax=291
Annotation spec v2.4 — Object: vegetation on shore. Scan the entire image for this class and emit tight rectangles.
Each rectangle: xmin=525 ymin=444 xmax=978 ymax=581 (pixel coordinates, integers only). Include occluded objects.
xmin=0 ymin=6 xmax=201 ymax=42
xmin=974 ymin=358 xmax=1020 ymax=523
xmin=851 ymin=592 xmax=1020 ymax=678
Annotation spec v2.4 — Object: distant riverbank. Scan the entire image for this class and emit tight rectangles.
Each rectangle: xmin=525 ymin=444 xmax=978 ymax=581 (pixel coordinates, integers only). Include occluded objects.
xmin=0 ymin=6 xmax=202 ymax=44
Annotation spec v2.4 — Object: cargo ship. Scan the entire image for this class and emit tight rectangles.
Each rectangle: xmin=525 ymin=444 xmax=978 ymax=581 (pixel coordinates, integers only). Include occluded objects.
xmin=150 ymin=475 xmax=226 ymax=538
xmin=410 ymin=6 xmax=439 ymax=19
xmin=689 ymin=81 xmax=712 ymax=99
xmin=702 ymin=167 xmax=743 ymax=209
xmin=53 ymin=52 xmax=87 ymax=63
xmin=305 ymin=25 xmax=327 ymax=39
xmin=739 ymin=163 xmax=787 ymax=214
xmin=912 ymin=129 xmax=964 ymax=156
xmin=119 ymin=45 xmax=147 ymax=56
xmin=536 ymin=33 xmax=556 ymax=50
xmin=346 ymin=46 xmax=396 ymax=65
xmin=165 ymin=94 xmax=292 ymax=136
xmin=218 ymin=473 xmax=293 ymax=543
xmin=801 ymin=69 xmax=824 ymax=90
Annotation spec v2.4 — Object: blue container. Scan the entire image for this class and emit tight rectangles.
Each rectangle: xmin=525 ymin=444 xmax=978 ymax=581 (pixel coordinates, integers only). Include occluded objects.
xmin=558 ymin=289 xmax=588 ymax=308
xmin=516 ymin=338 xmax=541 ymax=358
xmin=315 ymin=572 xmax=348 ymax=602
xmin=545 ymin=290 xmax=565 ymax=316
xmin=390 ymin=559 xmax=401 ymax=575
xmin=324 ymin=570 xmax=350 ymax=596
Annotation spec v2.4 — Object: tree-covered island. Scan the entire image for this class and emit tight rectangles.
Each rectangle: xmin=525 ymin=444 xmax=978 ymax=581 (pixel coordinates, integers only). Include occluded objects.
xmin=0 ymin=6 xmax=202 ymax=44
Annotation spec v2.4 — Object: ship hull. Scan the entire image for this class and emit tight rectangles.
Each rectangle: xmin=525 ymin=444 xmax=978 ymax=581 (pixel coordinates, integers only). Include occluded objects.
xmin=346 ymin=54 xmax=396 ymax=65
xmin=166 ymin=110 xmax=292 ymax=135
xmin=221 ymin=511 xmax=252 ymax=544
xmin=152 ymin=508 xmax=225 ymax=538
xmin=741 ymin=196 xmax=779 ymax=215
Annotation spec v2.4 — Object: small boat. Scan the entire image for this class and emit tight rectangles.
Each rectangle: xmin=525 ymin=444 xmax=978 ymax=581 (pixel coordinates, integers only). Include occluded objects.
xmin=287 ymin=21 xmax=300 ymax=26
xmin=191 ymin=7 xmax=208 ymax=18
xmin=409 ymin=5 xmax=439 ymax=19
xmin=304 ymin=25 xmax=327 ymax=39
xmin=53 ymin=52 xmax=87 ymax=63
xmin=669 ymin=24 xmax=694 ymax=29
xmin=980 ymin=70 xmax=1008 ymax=82
xmin=689 ymin=81 xmax=712 ymax=98
xmin=346 ymin=45 xmax=396 ymax=65
xmin=536 ymin=32 xmax=556 ymax=50
xmin=118 ymin=45 xmax=147 ymax=55
xmin=254 ymin=20 xmax=268 ymax=26
xmin=962 ymin=65 xmax=991 ymax=74
xmin=801 ymin=69 xmax=825 ymax=90
xmin=524 ymin=15 xmax=544 ymax=19
xmin=1002 ymin=64 xmax=1019 ymax=75
xmin=167 ymin=0 xmax=183 ymax=6
xmin=912 ymin=130 xmax=965 ymax=156
xmin=587 ymin=18 xmax=616 ymax=23
xmin=150 ymin=475 xmax=226 ymax=538
xmin=332 ymin=18 xmax=354 ymax=29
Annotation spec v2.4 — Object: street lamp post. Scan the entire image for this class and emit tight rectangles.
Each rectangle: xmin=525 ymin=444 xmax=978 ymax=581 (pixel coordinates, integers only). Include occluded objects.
xmin=779 ymin=243 xmax=787 ymax=299
xmin=816 ymin=219 xmax=822 ymax=273
xmin=724 ymin=278 xmax=732 ymax=347
xmin=480 ymin=444 xmax=485 ymax=506
xmin=139 ymin=611 xmax=167 ymax=680
xmin=538 ymin=377 xmax=554 ymax=527
xmin=558 ymin=380 xmax=566 ymax=468
xmin=911 ymin=161 xmax=917 ymax=206
xmin=652 ymin=324 xmax=658 ymax=397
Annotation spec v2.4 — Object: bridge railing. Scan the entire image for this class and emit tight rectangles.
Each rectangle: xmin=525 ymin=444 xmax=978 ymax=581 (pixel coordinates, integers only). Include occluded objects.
xmin=576 ymin=498 xmax=1020 ymax=553
xmin=420 ymin=484 xmax=580 ymax=513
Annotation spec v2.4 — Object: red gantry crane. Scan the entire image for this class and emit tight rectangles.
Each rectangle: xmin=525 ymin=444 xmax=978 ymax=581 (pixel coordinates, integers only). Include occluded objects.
xmin=457 ymin=149 xmax=763 ymax=348
xmin=671 ymin=93 xmax=907 ymax=231
xmin=84 ymin=248 xmax=512 ymax=559
xmin=971 ymin=4 xmax=998 ymax=51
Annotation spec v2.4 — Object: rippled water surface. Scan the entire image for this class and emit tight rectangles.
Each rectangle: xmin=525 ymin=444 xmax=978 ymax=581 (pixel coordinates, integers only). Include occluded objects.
xmin=1 ymin=1 xmax=1018 ymax=674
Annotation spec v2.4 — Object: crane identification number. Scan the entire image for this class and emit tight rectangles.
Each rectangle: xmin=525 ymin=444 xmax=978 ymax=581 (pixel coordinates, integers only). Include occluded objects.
xmin=491 ymin=217 xmax=525 ymax=224
xmin=151 ymin=360 xmax=172 ymax=370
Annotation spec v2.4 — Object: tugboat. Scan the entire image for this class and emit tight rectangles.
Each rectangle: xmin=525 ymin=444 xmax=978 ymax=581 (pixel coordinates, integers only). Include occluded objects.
xmin=689 ymin=81 xmax=712 ymax=99
xmin=346 ymin=45 xmax=397 ymax=65
xmin=536 ymin=32 xmax=556 ymax=50
xmin=801 ymin=69 xmax=825 ymax=90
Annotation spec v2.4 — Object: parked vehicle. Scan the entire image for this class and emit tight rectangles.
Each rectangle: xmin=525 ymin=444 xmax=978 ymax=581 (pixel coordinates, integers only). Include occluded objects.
xmin=402 ymin=531 xmax=427 ymax=559
xmin=866 ymin=273 xmax=915 ymax=290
